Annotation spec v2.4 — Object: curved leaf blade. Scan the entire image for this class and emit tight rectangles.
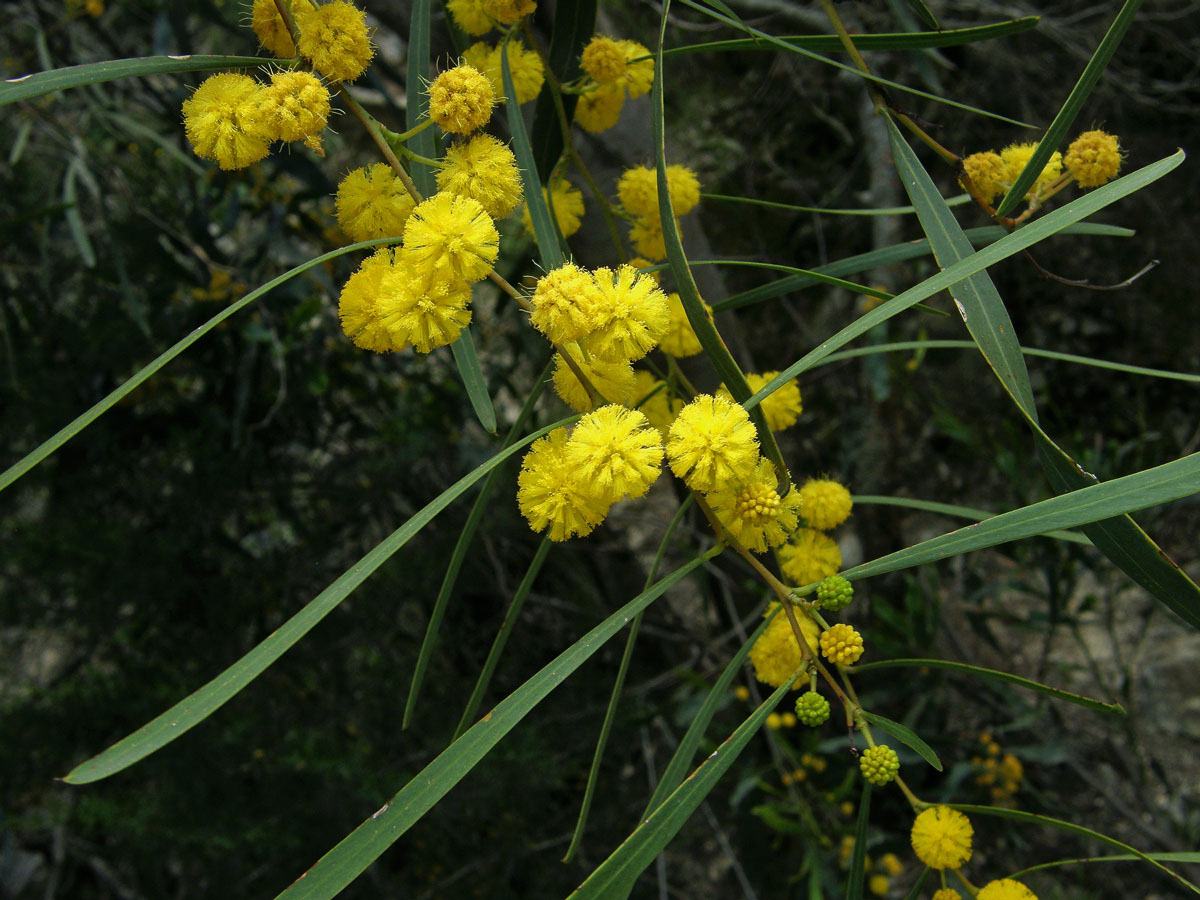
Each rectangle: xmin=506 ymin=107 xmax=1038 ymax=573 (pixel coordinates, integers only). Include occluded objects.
xmin=851 ymin=658 xmax=1124 ymax=715
xmin=450 ymin=325 xmax=496 ymax=433
xmin=1 ymin=55 xmax=281 ymax=107
xmin=406 ymin=0 xmax=438 ymax=196
xmin=273 ymin=555 xmax=714 ymax=900
xmin=62 ymin=416 xmax=577 ymax=785
xmin=858 ymin=711 xmax=942 ymax=770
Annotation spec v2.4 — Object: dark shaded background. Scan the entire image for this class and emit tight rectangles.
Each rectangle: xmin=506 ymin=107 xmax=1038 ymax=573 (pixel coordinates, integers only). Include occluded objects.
xmin=2 ymin=1 xmax=1198 ymax=898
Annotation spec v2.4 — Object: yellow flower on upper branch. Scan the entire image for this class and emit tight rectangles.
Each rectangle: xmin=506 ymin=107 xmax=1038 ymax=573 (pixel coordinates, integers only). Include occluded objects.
xmin=336 ymin=163 xmax=416 ymax=242
xmin=462 ymin=40 xmax=545 ymax=105
xmin=261 ymin=71 xmax=330 ymax=143
xmin=429 ymin=64 xmax=494 ymax=134
xmin=251 ymin=0 xmax=314 ymax=58
xmin=447 ymin=0 xmax=492 ymax=35
xmin=295 ymin=0 xmax=373 ymax=83
xmin=182 ymin=73 xmax=272 ymax=171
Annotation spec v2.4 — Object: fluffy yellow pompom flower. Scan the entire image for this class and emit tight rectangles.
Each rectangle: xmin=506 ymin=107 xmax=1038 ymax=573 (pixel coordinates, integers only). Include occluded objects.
xmin=618 ymin=39 xmax=654 ymax=98
xmin=261 ymin=71 xmax=330 ymax=143
xmin=336 ymin=163 xmax=416 ymax=242
xmin=910 ymin=806 xmax=973 ymax=870
xmin=799 ymin=478 xmax=852 ymax=531
xmin=819 ymin=623 xmax=863 ymax=665
xmin=518 ymin=428 xmax=610 ymax=541
xmin=402 ymin=192 xmax=498 ymax=283
xmin=481 ymin=0 xmax=535 ymax=26
xmin=932 ymin=891 xmax=963 ymax=900
xmin=999 ymin=142 xmax=1062 ymax=197
xmin=337 ymin=249 xmax=406 ymax=353
xmin=632 ymin=371 xmax=683 ymax=436
xmin=629 ymin=216 xmax=667 ymax=260
xmin=462 ymin=41 xmax=545 ymax=105
xmin=618 ymin=164 xmax=701 ymax=218
xmin=977 ymin=880 xmax=1037 ymax=900
xmin=447 ymin=0 xmax=492 ymax=35
xmin=658 ymin=293 xmax=707 ymax=358
xmin=961 ymin=151 xmax=1006 ymax=204
xmin=779 ymin=528 xmax=841 ymax=585
xmin=295 ymin=0 xmax=373 ymax=83
xmin=552 ymin=353 xmax=635 ymax=412
xmin=666 ymin=394 xmax=759 ymax=493
xmin=575 ymin=82 xmax=625 ymax=133
xmin=744 ymin=372 xmax=802 ymax=432
xmin=1065 ymin=130 xmax=1121 ymax=188
xmin=182 ymin=73 xmax=272 ymax=171
xmin=522 ymin=178 xmax=585 ymax=237
xmin=251 ymin=0 xmax=313 ymax=57
xmin=581 ymin=35 xmax=627 ymax=84
xmin=529 ymin=263 xmax=601 ymax=343
xmin=583 ymin=265 xmax=670 ymax=362
xmin=709 ymin=458 xmax=802 ymax=553
xmin=378 ymin=263 xmax=472 ymax=353
xmin=868 ymin=875 xmax=891 ymax=897
xmin=748 ymin=604 xmax=820 ymax=688
xmin=429 ymin=64 xmax=494 ymax=134
xmin=436 ymin=134 xmax=523 ymax=220
xmin=565 ymin=406 xmax=663 ymax=504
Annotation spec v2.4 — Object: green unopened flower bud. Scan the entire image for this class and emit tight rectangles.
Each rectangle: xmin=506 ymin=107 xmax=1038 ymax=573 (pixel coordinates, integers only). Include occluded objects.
xmin=795 ymin=690 xmax=831 ymax=726
xmin=816 ymin=574 xmax=854 ymax=611
xmin=860 ymin=745 xmax=900 ymax=785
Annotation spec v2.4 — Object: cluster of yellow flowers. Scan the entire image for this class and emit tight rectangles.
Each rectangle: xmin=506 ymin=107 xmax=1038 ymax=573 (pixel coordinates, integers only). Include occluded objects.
xmin=447 ymin=0 xmax=536 ymax=37
xmin=961 ymin=130 xmax=1121 ymax=207
xmin=972 ymin=732 xmax=1023 ymax=804
xmin=616 ymin=164 xmax=700 ymax=260
xmin=251 ymin=0 xmax=373 ymax=81
xmin=911 ymin=806 xmax=1040 ymax=900
xmin=574 ymin=35 xmax=655 ymax=133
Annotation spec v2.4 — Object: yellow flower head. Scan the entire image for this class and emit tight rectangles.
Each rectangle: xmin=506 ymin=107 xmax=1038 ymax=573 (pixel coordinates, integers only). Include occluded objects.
xmin=632 ymin=371 xmax=683 ymax=436
xmin=182 ymin=73 xmax=272 ymax=171
xmin=336 ymin=163 xmax=416 ymax=242
xmin=629 ymin=216 xmax=666 ymax=260
xmin=736 ymin=372 xmax=802 ymax=432
xmin=867 ymin=875 xmax=891 ymax=898
xmin=402 ymin=192 xmax=498 ymax=283
xmin=436 ymin=133 xmax=523 ymax=220
xmin=447 ymin=0 xmax=493 ymax=35
xmin=709 ymin=458 xmax=802 ymax=553
xmin=552 ymin=353 xmax=635 ymax=413
xmin=251 ymin=0 xmax=313 ymax=57
xmin=932 ymin=891 xmax=963 ymax=900
xmin=799 ymin=478 xmax=852 ymax=531
xmin=529 ymin=262 xmax=602 ymax=344
xmin=429 ymin=64 xmax=494 ymax=134
xmin=518 ymin=428 xmax=610 ymax=541
xmin=748 ymin=604 xmax=820 ymax=688
xmin=961 ymin=151 xmax=1006 ymax=204
xmin=481 ymin=0 xmax=535 ymax=26
xmin=295 ymin=0 xmax=373 ymax=83
xmin=378 ymin=263 xmax=472 ymax=353
xmin=337 ymin=248 xmax=405 ymax=353
xmin=880 ymin=853 xmax=904 ymax=877
xmin=910 ymin=806 xmax=973 ymax=871
xmin=618 ymin=39 xmax=654 ymax=98
xmin=583 ymin=264 xmax=670 ymax=362
xmin=658 ymin=292 xmax=707 ymax=358
xmin=1065 ymin=129 xmax=1121 ymax=188
xmin=565 ymin=405 xmax=663 ymax=504
xmin=779 ymin=528 xmax=841 ymax=585
xmin=462 ymin=40 xmax=545 ymax=105
xmin=819 ymin=623 xmax=864 ymax=665
xmin=999 ymin=142 xmax=1063 ymax=197
xmin=261 ymin=71 xmax=330 ymax=143
xmin=860 ymin=745 xmax=899 ymax=785
xmin=617 ymin=164 xmax=701 ymax=218
xmin=581 ymin=35 xmax=627 ymax=84
xmin=666 ymin=394 xmax=759 ymax=493
xmin=522 ymin=177 xmax=585 ymax=238
xmin=977 ymin=879 xmax=1037 ymax=900
xmin=575 ymin=82 xmax=625 ymax=133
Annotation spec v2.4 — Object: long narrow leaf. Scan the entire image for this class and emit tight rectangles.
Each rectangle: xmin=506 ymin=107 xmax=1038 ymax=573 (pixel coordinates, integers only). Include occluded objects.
xmin=995 ymin=0 xmax=1142 ymax=217
xmin=845 ymin=783 xmax=871 ymax=900
xmin=450 ymin=325 xmax=497 ymax=433
xmin=859 ymin=711 xmax=942 ymax=770
xmin=746 ymin=151 xmax=1182 ymax=408
xmin=888 ymin=122 xmax=1200 ymax=630
xmin=854 ymin=494 xmax=1090 ymax=546
xmin=62 ymin=415 xmax=577 ymax=785
xmin=702 ymin=191 xmax=972 ymax=217
xmin=663 ymin=18 xmax=1041 ymax=56
xmin=273 ymin=554 xmax=715 ymax=900
xmin=851 ymin=658 xmax=1124 ymax=715
xmin=951 ymin=805 xmax=1200 ymax=895
xmin=567 ymin=677 xmax=793 ymax=899
xmin=406 ymin=0 xmax=438 ymax=196
xmin=1 ymin=55 xmax=283 ymax=107
xmin=1008 ymin=852 xmax=1200 ymax=879
xmin=652 ymin=2 xmax=789 ymax=489
xmin=1 ymin=239 xmax=401 ymax=493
